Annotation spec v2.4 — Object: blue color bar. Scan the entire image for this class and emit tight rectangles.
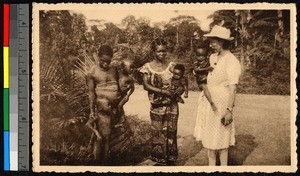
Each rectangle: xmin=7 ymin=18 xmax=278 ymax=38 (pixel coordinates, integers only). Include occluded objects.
xmin=4 ymin=131 xmax=10 ymax=170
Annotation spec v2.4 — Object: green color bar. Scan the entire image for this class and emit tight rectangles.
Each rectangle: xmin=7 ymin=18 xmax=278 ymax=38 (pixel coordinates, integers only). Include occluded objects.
xmin=4 ymin=88 xmax=9 ymax=130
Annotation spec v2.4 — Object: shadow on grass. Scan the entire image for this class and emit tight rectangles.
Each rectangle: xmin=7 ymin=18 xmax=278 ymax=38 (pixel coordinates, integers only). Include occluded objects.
xmin=177 ymin=135 xmax=203 ymax=166
xmin=176 ymin=134 xmax=257 ymax=166
xmin=228 ymin=134 xmax=258 ymax=165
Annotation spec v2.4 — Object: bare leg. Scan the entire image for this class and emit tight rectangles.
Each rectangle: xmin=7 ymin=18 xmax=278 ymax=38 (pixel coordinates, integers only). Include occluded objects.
xmin=114 ymin=104 xmax=126 ymax=128
xmin=86 ymin=118 xmax=102 ymax=141
xmin=208 ymin=149 xmax=217 ymax=166
xmin=86 ymin=117 xmax=103 ymax=163
xmin=93 ymin=135 xmax=103 ymax=164
xmin=87 ymin=130 xmax=95 ymax=150
xmin=219 ymin=148 xmax=228 ymax=166
xmin=98 ymin=113 xmax=112 ymax=165
xmin=102 ymin=136 xmax=110 ymax=165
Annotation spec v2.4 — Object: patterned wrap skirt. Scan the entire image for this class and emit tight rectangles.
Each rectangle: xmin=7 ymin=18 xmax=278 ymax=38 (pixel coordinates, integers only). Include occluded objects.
xmin=150 ymin=102 xmax=179 ymax=164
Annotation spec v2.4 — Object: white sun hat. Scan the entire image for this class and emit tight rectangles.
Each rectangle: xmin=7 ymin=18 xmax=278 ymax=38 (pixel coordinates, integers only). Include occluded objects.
xmin=203 ymin=25 xmax=234 ymax=41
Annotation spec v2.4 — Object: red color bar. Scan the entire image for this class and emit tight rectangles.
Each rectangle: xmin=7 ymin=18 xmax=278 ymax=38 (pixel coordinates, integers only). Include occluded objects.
xmin=3 ymin=4 xmax=10 ymax=46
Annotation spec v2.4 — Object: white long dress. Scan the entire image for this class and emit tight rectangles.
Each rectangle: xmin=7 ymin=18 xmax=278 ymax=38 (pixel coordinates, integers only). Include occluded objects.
xmin=193 ymin=52 xmax=241 ymax=150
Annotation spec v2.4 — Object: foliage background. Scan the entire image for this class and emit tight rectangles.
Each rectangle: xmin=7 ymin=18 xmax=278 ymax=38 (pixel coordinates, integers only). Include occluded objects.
xmin=39 ymin=10 xmax=291 ymax=165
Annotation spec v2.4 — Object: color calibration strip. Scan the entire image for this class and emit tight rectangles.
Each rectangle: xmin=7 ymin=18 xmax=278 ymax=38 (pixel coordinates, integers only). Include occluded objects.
xmin=3 ymin=4 xmax=30 ymax=171
xmin=3 ymin=3 xmax=10 ymax=171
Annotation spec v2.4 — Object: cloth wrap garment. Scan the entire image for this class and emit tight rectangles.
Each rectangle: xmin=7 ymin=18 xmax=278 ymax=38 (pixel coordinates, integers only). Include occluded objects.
xmin=139 ymin=62 xmax=179 ymax=164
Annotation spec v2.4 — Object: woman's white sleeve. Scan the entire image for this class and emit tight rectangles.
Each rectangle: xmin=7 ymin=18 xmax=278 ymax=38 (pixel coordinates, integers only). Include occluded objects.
xmin=226 ymin=56 xmax=241 ymax=85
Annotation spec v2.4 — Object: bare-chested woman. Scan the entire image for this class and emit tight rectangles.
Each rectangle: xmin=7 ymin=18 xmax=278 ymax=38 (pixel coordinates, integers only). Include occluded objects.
xmin=86 ymin=45 xmax=121 ymax=165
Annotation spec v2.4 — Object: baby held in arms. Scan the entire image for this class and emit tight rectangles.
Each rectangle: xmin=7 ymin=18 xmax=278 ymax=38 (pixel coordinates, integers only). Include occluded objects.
xmin=114 ymin=59 xmax=135 ymax=127
xmin=152 ymin=64 xmax=188 ymax=104
xmin=193 ymin=42 xmax=217 ymax=111
xmin=169 ymin=64 xmax=188 ymax=103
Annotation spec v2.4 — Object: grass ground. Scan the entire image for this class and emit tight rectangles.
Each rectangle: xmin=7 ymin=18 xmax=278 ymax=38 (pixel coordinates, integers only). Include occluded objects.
xmin=124 ymin=85 xmax=292 ymax=166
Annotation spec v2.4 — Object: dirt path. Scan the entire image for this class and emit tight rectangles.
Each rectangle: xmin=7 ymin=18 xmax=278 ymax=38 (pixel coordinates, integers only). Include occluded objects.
xmin=124 ymin=85 xmax=291 ymax=165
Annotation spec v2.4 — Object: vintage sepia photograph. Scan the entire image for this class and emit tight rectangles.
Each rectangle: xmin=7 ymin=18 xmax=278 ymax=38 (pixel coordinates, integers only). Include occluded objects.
xmin=32 ymin=3 xmax=297 ymax=173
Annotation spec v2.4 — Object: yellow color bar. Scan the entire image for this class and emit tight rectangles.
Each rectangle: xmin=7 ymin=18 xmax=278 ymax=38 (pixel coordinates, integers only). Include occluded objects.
xmin=4 ymin=47 xmax=9 ymax=88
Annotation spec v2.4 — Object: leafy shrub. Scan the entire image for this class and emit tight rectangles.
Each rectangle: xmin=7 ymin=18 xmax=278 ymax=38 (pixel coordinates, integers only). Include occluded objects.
xmin=40 ymin=115 xmax=152 ymax=166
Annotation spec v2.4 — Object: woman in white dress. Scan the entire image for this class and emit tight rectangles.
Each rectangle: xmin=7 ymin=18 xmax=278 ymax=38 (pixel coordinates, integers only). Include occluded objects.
xmin=193 ymin=25 xmax=241 ymax=165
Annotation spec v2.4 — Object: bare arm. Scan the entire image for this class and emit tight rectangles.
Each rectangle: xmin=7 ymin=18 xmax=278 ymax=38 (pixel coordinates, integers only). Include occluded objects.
xmin=223 ymin=84 xmax=237 ymax=125
xmin=142 ymin=74 xmax=171 ymax=97
xmin=202 ymin=84 xmax=214 ymax=105
xmin=127 ymin=82 xmax=135 ymax=97
xmin=200 ymin=84 xmax=217 ymax=111
xmin=184 ymin=77 xmax=188 ymax=97
xmin=86 ymin=75 xmax=102 ymax=140
xmin=119 ymin=83 xmax=135 ymax=107
xmin=194 ymin=66 xmax=213 ymax=72
xmin=184 ymin=84 xmax=188 ymax=98
xmin=227 ymin=84 xmax=237 ymax=109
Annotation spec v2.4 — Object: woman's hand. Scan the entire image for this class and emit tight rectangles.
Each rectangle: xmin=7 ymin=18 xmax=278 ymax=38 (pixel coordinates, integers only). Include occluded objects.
xmin=172 ymin=87 xmax=185 ymax=96
xmin=222 ymin=110 xmax=233 ymax=126
xmin=161 ymin=89 xmax=172 ymax=97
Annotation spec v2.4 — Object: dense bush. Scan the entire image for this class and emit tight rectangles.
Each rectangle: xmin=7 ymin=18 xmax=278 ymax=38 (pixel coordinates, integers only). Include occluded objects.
xmin=40 ymin=115 xmax=151 ymax=165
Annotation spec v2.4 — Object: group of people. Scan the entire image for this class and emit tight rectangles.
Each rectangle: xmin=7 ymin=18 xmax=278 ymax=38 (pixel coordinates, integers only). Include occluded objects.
xmin=85 ymin=25 xmax=241 ymax=166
